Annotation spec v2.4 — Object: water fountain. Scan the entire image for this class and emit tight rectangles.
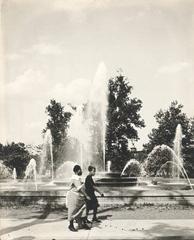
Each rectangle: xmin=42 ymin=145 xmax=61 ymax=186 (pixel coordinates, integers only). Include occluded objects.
xmin=65 ymin=62 xmax=108 ymax=173
xmin=121 ymin=159 xmax=141 ymax=177
xmin=39 ymin=129 xmax=54 ymax=181
xmin=0 ymin=65 xmax=194 ymax=208
xmin=55 ymin=161 xmax=77 ymax=180
xmin=86 ymin=62 xmax=108 ymax=171
xmin=67 ymin=105 xmax=90 ymax=171
xmin=107 ymin=161 xmax=111 ymax=173
xmin=24 ymin=158 xmax=37 ymax=190
xmin=96 ymin=123 xmax=193 ymax=189
xmin=12 ymin=168 xmax=17 ymax=181
xmin=173 ymin=124 xmax=183 ymax=179
xmin=146 ymin=144 xmax=193 ymax=190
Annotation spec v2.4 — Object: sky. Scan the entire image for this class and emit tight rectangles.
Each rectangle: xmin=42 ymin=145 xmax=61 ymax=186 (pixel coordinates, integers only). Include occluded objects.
xmin=0 ymin=0 xmax=194 ymax=149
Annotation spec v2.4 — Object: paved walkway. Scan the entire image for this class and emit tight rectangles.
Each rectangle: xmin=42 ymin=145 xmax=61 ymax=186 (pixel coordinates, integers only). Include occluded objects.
xmin=1 ymin=217 xmax=194 ymax=240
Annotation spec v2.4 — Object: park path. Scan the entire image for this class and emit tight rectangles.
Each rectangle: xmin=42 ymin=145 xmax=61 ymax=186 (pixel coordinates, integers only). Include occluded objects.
xmin=1 ymin=217 xmax=194 ymax=240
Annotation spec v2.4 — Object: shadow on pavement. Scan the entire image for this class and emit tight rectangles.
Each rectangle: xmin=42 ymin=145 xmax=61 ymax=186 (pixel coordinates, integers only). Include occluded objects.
xmin=0 ymin=203 xmax=66 ymax=237
xmin=9 ymin=236 xmax=35 ymax=240
xmin=144 ymin=221 xmax=194 ymax=240
xmin=168 ymin=191 xmax=194 ymax=207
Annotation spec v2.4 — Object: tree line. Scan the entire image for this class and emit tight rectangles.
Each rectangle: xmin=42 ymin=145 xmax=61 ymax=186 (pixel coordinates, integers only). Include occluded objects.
xmin=0 ymin=71 xmax=194 ymax=178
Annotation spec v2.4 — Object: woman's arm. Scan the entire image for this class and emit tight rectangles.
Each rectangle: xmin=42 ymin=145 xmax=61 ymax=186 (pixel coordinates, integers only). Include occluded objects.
xmin=73 ymin=179 xmax=91 ymax=200
xmin=93 ymin=186 xmax=104 ymax=196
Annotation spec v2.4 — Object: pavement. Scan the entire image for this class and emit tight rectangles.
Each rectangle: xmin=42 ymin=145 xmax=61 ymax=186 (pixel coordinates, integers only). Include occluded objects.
xmin=1 ymin=217 xmax=194 ymax=240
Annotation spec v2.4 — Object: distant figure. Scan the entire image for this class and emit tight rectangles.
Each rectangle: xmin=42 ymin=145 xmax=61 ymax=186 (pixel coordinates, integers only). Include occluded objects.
xmin=66 ymin=165 xmax=91 ymax=231
xmin=85 ymin=166 xmax=104 ymax=223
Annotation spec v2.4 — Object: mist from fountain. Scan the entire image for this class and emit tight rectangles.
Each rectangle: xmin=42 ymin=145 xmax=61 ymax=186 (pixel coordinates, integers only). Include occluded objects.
xmin=56 ymin=161 xmax=77 ymax=180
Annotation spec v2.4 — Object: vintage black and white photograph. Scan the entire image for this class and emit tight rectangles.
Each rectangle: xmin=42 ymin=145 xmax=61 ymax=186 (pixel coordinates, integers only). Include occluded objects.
xmin=0 ymin=0 xmax=194 ymax=239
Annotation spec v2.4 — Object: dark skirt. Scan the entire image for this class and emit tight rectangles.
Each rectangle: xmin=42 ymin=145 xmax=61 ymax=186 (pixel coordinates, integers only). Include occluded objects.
xmin=86 ymin=193 xmax=100 ymax=210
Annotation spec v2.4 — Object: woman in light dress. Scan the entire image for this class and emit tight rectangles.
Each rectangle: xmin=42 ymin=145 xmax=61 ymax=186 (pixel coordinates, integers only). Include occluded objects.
xmin=66 ymin=165 xmax=91 ymax=231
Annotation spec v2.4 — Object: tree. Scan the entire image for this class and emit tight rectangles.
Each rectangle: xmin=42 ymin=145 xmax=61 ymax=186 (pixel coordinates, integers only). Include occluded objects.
xmin=144 ymin=145 xmax=172 ymax=177
xmin=143 ymin=101 xmax=194 ymax=177
xmin=143 ymin=101 xmax=192 ymax=153
xmin=183 ymin=118 xmax=194 ymax=177
xmin=0 ymin=142 xmax=30 ymax=178
xmin=106 ymin=72 xmax=145 ymax=171
xmin=44 ymin=99 xmax=72 ymax=170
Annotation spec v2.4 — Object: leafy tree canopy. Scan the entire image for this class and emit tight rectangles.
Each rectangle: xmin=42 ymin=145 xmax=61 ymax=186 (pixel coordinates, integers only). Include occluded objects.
xmin=0 ymin=142 xmax=30 ymax=178
xmin=44 ymin=99 xmax=72 ymax=169
xmin=44 ymin=99 xmax=72 ymax=146
xmin=106 ymin=72 xmax=145 ymax=171
xmin=143 ymin=101 xmax=192 ymax=153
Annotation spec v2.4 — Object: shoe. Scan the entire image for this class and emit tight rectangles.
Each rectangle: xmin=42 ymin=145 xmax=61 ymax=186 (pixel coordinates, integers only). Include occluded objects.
xmin=86 ymin=219 xmax=92 ymax=224
xmin=82 ymin=224 xmax=91 ymax=230
xmin=92 ymin=218 xmax=101 ymax=223
xmin=68 ymin=225 xmax=78 ymax=232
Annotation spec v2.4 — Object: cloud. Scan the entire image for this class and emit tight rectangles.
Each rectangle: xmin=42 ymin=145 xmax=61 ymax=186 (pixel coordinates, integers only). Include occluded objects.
xmin=51 ymin=0 xmax=112 ymax=23
xmin=49 ymin=78 xmax=91 ymax=105
xmin=5 ymin=68 xmax=48 ymax=100
xmin=5 ymin=53 xmax=22 ymax=61
xmin=52 ymin=0 xmax=111 ymax=11
xmin=157 ymin=62 xmax=191 ymax=74
xmin=4 ymin=67 xmax=91 ymax=106
xmin=24 ymin=43 xmax=62 ymax=56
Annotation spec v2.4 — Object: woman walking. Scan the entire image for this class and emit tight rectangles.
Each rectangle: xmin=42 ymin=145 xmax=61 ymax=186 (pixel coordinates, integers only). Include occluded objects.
xmin=85 ymin=166 xmax=104 ymax=222
xmin=66 ymin=165 xmax=91 ymax=231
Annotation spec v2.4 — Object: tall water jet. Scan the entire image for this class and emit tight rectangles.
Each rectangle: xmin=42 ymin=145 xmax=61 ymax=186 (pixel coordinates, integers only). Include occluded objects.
xmin=58 ymin=63 xmax=108 ymax=174
xmin=24 ymin=158 xmax=37 ymax=190
xmin=107 ymin=161 xmax=111 ymax=173
xmin=173 ymin=124 xmax=183 ymax=179
xmin=86 ymin=62 xmax=108 ymax=171
xmin=67 ymin=105 xmax=90 ymax=170
xmin=40 ymin=129 xmax=54 ymax=180
xmin=12 ymin=168 xmax=17 ymax=181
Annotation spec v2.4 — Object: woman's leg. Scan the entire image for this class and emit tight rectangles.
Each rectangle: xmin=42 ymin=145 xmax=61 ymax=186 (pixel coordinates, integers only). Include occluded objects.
xmin=68 ymin=219 xmax=77 ymax=232
xmin=92 ymin=207 xmax=101 ymax=222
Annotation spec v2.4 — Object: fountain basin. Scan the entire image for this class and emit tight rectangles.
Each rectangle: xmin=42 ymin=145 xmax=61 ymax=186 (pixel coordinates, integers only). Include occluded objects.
xmin=0 ymin=177 xmax=194 ymax=207
xmin=1 ymin=177 xmax=194 ymax=191
xmin=93 ymin=172 xmax=138 ymax=186
xmin=0 ymin=186 xmax=194 ymax=207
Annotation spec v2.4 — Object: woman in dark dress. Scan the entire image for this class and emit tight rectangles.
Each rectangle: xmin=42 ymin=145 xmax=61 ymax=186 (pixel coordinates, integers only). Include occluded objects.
xmin=85 ymin=166 xmax=104 ymax=222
